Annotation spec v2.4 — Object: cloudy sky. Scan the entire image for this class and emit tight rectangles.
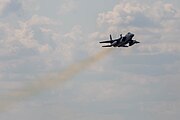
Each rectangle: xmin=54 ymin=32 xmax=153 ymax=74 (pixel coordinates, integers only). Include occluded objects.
xmin=0 ymin=0 xmax=180 ymax=120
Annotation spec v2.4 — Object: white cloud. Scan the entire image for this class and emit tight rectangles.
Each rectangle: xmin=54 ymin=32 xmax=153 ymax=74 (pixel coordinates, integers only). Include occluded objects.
xmin=25 ymin=15 xmax=57 ymax=26
xmin=0 ymin=14 xmax=63 ymax=83
xmin=0 ymin=15 xmax=56 ymax=55
xmin=15 ymin=22 xmax=38 ymax=49
xmin=21 ymin=0 xmax=40 ymax=13
xmin=0 ymin=0 xmax=10 ymax=15
xmin=59 ymin=0 xmax=78 ymax=15
xmin=97 ymin=1 xmax=179 ymax=27
xmin=97 ymin=2 xmax=145 ymax=26
xmin=164 ymin=3 xmax=176 ymax=13
xmin=0 ymin=0 xmax=23 ymax=17
xmin=64 ymin=25 xmax=82 ymax=40
xmin=96 ymin=1 xmax=180 ymax=54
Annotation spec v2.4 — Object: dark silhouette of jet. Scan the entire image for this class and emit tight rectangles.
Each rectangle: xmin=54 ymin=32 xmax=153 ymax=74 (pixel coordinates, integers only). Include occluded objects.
xmin=99 ymin=32 xmax=140 ymax=47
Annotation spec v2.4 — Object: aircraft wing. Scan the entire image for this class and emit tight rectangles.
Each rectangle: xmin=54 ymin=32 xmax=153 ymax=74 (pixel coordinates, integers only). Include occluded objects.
xmin=102 ymin=45 xmax=112 ymax=47
xmin=117 ymin=37 xmax=128 ymax=47
xmin=117 ymin=42 xmax=128 ymax=47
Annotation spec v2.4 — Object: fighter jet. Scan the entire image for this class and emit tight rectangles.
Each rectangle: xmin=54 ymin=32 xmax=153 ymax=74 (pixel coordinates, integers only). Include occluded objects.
xmin=99 ymin=32 xmax=140 ymax=47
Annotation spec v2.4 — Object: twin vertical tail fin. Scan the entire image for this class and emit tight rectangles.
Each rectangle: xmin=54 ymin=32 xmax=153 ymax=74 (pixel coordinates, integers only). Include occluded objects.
xmin=110 ymin=34 xmax=112 ymax=41
xmin=110 ymin=34 xmax=112 ymax=45
xmin=100 ymin=35 xmax=113 ymax=47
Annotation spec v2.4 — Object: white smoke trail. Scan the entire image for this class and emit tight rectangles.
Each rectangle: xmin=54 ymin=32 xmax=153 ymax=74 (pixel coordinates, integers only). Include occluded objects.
xmin=0 ymin=48 xmax=113 ymax=111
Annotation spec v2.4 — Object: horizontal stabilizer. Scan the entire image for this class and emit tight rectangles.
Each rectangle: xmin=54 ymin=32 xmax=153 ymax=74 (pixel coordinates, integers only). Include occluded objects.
xmin=99 ymin=41 xmax=112 ymax=43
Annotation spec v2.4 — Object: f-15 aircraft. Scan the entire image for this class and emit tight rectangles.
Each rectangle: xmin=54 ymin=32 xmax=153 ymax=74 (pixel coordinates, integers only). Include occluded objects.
xmin=99 ymin=32 xmax=140 ymax=47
